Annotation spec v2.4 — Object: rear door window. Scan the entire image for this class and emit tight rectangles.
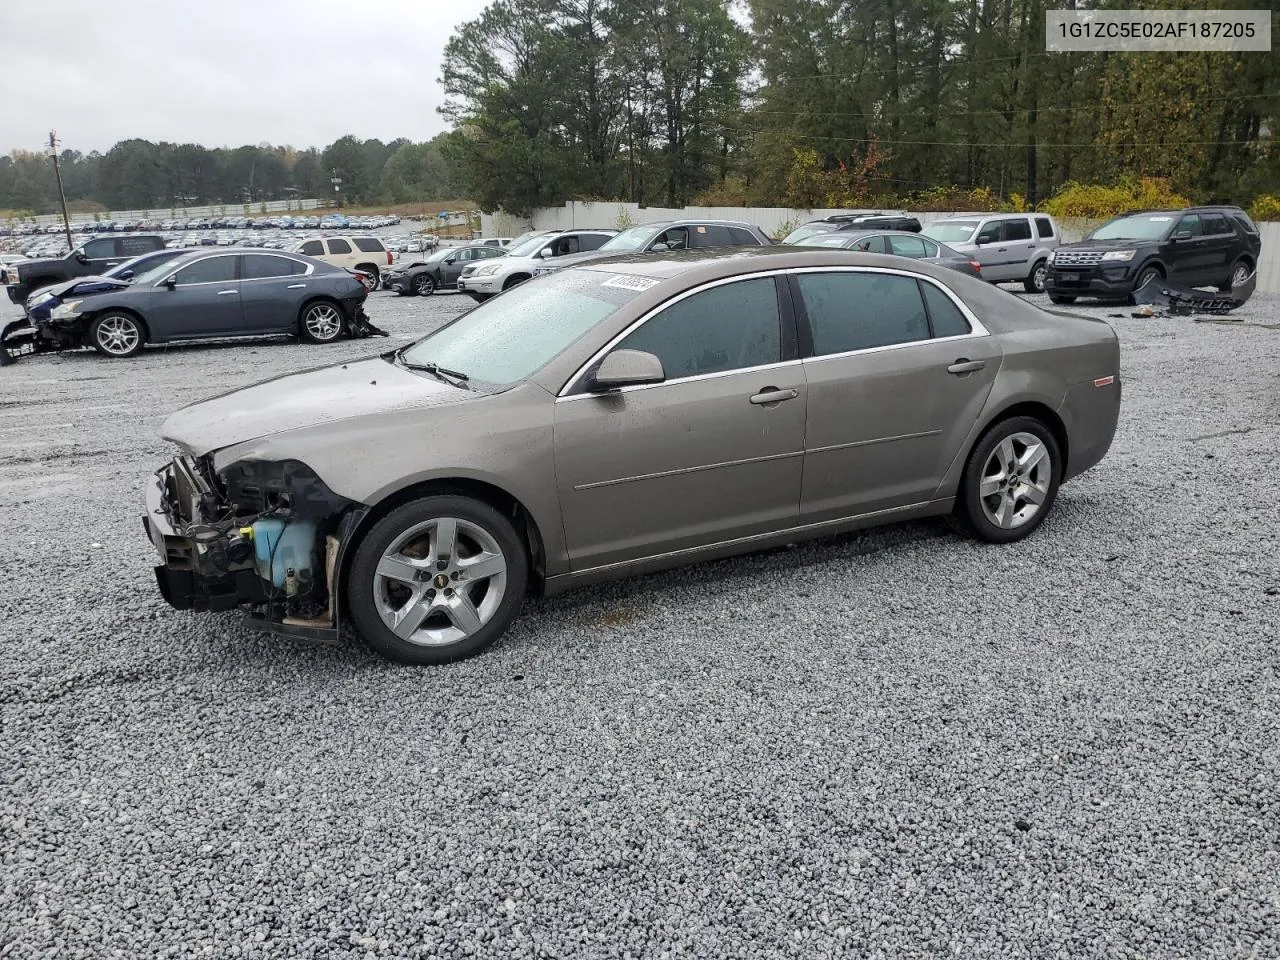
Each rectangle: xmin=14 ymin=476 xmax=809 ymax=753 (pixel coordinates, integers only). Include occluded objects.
xmin=1001 ymin=219 xmax=1032 ymax=242
xmin=1201 ymin=214 xmax=1230 ymax=236
xmin=326 ymin=238 xmax=352 ymax=255
xmin=886 ymin=235 xmax=928 ymax=257
xmin=615 ymin=277 xmax=782 ymax=379
xmin=797 ymin=272 xmax=930 ymax=356
xmin=694 ymin=225 xmax=734 ymax=247
xmin=580 ymin=233 xmax=610 ymax=251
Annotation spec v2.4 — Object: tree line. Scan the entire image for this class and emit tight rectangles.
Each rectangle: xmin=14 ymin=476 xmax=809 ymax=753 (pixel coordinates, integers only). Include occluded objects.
xmin=0 ymin=134 xmax=462 ymax=215
xmin=440 ymin=0 xmax=1279 ymax=215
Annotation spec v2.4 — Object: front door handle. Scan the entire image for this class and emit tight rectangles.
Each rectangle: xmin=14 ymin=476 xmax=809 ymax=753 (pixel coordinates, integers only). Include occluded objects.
xmin=216 ymin=289 xmax=238 ymax=296
xmin=287 ymin=283 xmax=306 ymax=289
xmin=947 ymin=359 xmax=986 ymax=375
xmin=749 ymin=387 xmax=799 ymax=405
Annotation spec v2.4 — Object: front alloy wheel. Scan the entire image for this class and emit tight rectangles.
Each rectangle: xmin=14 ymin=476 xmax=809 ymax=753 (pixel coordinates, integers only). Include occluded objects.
xmin=958 ymin=416 xmax=1061 ymax=543
xmin=348 ymin=496 xmax=528 ymax=664
xmin=90 ymin=312 xmax=145 ymax=358
xmin=300 ymin=301 xmax=343 ymax=343
xmin=413 ymin=274 xmax=435 ymax=297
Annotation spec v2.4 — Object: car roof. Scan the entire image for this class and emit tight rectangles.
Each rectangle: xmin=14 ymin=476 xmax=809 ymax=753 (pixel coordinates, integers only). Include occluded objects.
xmin=634 ymin=219 xmax=760 ymax=230
xmin=571 ymin=246 xmax=946 ymax=283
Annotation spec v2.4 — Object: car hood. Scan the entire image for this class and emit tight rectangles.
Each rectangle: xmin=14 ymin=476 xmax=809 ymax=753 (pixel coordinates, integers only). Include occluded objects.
xmin=39 ymin=274 xmax=131 ymax=300
xmin=161 ymin=355 xmax=471 ymax=456
xmin=1061 ymin=237 xmax=1158 ymax=250
xmin=535 ymin=249 xmax=616 ymax=271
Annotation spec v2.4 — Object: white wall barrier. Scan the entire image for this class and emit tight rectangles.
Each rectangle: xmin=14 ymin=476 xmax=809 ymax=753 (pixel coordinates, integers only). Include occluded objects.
xmin=483 ymin=203 xmax=1280 ymax=294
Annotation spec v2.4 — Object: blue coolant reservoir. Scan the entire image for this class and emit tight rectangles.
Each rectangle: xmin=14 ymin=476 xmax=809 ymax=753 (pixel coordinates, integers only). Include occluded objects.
xmin=251 ymin=519 xmax=316 ymax=588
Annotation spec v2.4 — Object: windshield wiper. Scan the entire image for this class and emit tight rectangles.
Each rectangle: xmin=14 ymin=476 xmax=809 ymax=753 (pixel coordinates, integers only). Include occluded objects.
xmin=396 ymin=351 xmax=471 ymax=388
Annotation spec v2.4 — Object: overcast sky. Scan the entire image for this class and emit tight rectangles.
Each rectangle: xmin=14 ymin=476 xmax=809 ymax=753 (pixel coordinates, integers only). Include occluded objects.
xmin=2 ymin=0 xmax=496 ymax=155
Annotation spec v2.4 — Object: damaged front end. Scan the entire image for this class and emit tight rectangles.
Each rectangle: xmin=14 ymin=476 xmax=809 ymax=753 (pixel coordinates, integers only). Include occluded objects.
xmin=144 ymin=454 xmax=365 ymax=643
xmin=0 ymin=317 xmax=51 ymax=366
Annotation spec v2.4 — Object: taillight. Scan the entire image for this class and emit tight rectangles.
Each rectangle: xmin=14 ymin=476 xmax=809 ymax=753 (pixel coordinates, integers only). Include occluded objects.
xmin=386 ymin=250 xmax=393 ymax=265
xmin=969 ymin=260 xmax=982 ymax=273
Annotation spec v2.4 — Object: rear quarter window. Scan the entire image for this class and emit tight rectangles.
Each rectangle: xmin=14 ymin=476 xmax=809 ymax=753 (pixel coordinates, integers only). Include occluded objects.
xmin=1035 ymin=217 xmax=1055 ymax=239
xmin=353 ymin=238 xmax=386 ymax=253
xmin=729 ymin=227 xmax=763 ymax=245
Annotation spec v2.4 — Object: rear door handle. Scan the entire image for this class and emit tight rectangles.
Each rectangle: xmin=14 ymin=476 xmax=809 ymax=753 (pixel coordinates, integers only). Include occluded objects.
xmin=947 ymin=359 xmax=986 ymax=375
xmin=216 ymin=289 xmax=238 ymax=296
xmin=749 ymin=387 xmax=799 ymax=405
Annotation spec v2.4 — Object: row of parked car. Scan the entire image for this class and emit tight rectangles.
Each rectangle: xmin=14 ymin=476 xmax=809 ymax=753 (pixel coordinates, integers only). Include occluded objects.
xmin=382 ymin=205 xmax=1260 ymax=305
xmin=0 ymin=213 xmax=402 ymax=237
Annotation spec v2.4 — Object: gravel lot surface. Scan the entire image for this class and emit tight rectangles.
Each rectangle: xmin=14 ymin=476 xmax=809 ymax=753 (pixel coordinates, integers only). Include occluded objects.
xmin=1 ymin=283 xmax=1278 ymax=959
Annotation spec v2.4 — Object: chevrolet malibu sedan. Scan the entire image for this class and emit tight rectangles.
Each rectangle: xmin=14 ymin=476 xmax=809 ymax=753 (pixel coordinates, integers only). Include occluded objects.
xmin=32 ymin=249 xmax=370 ymax=357
xmin=146 ymin=248 xmax=1121 ymax=665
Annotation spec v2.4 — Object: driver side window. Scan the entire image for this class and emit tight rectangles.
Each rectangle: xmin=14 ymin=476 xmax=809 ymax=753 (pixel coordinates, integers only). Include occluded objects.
xmin=652 ymin=227 xmax=691 ymax=251
xmin=975 ymin=221 xmax=1001 ymax=244
xmin=83 ymin=239 xmax=116 ymax=259
xmin=613 ymin=277 xmax=781 ymax=380
xmin=1176 ymin=214 xmax=1203 ymax=238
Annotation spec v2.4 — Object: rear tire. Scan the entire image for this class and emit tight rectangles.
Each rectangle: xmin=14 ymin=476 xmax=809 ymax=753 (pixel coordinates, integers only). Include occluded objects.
xmin=355 ymin=265 xmax=379 ymax=292
xmin=299 ymin=300 xmax=344 ymax=343
xmin=956 ymin=416 xmax=1062 ymax=544
xmin=347 ymin=496 xmax=529 ymax=665
xmin=89 ymin=311 xmax=146 ymax=358
xmin=1023 ymin=260 xmax=1048 ymax=293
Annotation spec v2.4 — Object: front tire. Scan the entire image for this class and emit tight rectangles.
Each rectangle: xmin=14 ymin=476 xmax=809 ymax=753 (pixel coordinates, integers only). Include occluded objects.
xmin=1023 ymin=260 xmax=1048 ymax=293
xmin=956 ymin=416 xmax=1062 ymax=544
xmin=89 ymin=312 xmax=146 ymax=358
xmin=299 ymin=300 xmax=344 ymax=343
xmin=1128 ymin=265 xmax=1163 ymax=304
xmin=413 ymin=274 xmax=435 ymax=297
xmin=347 ymin=496 xmax=529 ymax=665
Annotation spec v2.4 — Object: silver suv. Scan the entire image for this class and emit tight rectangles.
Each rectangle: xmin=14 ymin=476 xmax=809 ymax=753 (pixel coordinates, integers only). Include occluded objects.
xmin=923 ymin=214 xmax=1061 ymax=292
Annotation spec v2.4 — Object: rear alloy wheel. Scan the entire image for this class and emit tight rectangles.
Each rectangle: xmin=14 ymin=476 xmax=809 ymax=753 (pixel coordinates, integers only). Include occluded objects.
xmin=300 ymin=301 xmax=344 ymax=343
xmin=958 ymin=416 xmax=1061 ymax=544
xmin=89 ymin=312 xmax=145 ymax=358
xmin=348 ymin=496 xmax=529 ymax=664
xmin=413 ymin=274 xmax=435 ymax=297
xmin=1221 ymin=260 xmax=1252 ymax=293
xmin=1023 ymin=260 xmax=1048 ymax=294
xmin=356 ymin=267 xmax=379 ymax=292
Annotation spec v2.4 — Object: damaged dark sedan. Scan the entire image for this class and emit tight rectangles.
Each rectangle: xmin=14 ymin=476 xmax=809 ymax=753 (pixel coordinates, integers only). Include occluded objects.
xmin=10 ymin=249 xmax=376 ymax=360
xmin=145 ymin=248 xmax=1122 ymax=666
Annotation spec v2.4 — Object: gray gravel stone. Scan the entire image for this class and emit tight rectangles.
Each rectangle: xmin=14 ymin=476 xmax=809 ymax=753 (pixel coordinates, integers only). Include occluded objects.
xmin=0 ymin=283 xmax=1278 ymax=959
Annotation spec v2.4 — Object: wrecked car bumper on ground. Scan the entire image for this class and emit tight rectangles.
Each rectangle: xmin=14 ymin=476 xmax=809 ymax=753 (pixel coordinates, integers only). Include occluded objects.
xmin=143 ymin=455 xmax=366 ymax=644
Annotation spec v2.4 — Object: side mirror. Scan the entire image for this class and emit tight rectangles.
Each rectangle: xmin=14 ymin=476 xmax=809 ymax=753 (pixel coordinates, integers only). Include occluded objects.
xmin=649 ymin=242 xmax=669 ymax=252
xmin=538 ymin=246 xmax=553 ymax=258
xmin=974 ymin=236 xmax=993 ymax=246
xmin=1172 ymin=230 xmax=1193 ymax=241
xmin=74 ymin=252 xmax=89 ymax=263
xmin=444 ymin=255 xmax=456 ymax=264
xmin=118 ymin=269 xmax=135 ymax=281
xmin=589 ymin=349 xmax=665 ymax=391
xmin=161 ymin=276 xmax=177 ymax=289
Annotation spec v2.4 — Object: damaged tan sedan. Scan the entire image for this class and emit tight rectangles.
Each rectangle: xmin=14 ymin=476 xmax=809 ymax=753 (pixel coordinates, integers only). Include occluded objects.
xmin=146 ymin=248 xmax=1121 ymax=664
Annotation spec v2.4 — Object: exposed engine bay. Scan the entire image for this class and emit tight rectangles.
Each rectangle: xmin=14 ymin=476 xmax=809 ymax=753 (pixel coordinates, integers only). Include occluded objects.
xmin=145 ymin=455 xmax=365 ymax=643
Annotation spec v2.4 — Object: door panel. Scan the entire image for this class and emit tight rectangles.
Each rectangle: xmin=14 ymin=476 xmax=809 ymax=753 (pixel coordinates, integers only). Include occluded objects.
xmin=146 ymin=283 xmax=244 ymax=340
xmin=554 ymin=370 xmax=807 ymax=569
xmin=971 ymin=221 xmax=1014 ymax=280
xmin=800 ymin=339 xmax=1001 ymax=520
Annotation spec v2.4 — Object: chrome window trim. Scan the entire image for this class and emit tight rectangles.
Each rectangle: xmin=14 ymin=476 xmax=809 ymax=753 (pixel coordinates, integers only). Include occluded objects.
xmin=239 ymin=253 xmax=316 ymax=282
xmin=556 ymin=264 xmax=989 ymax=400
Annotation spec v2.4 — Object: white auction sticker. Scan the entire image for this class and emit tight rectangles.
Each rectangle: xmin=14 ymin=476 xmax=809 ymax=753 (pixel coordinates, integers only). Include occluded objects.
xmin=1046 ymin=10 xmax=1270 ymax=52
xmin=601 ymin=275 xmax=660 ymax=291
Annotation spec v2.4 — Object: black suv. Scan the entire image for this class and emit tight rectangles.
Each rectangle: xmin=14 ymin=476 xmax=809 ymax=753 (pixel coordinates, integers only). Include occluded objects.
xmin=782 ymin=213 xmax=923 ymax=245
xmin=6 ymin=234 xmax=168 ymax=306
xmin=1044 ymin=206 xmax=1260 ymax=304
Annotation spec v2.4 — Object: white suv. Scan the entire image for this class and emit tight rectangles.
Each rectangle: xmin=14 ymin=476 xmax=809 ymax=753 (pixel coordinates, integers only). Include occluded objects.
xmin=289 ymin=236 xmax=393 ymax=290
xmin=922 ymin=214 xmax=1061 ymax=292
xmin=456 ymin=229 xmax=616 ymax=301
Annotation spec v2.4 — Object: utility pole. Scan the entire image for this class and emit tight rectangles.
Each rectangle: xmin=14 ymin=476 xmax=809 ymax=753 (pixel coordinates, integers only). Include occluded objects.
xmin=330 ymin=168 xmax=343 ymax=208
xmin=48 ymin=131 xmax=74 ymax=251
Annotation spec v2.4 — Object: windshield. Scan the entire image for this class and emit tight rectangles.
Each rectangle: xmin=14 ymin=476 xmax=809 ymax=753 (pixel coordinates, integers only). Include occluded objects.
xmin=105 ymin=252 xmax=172 ymax=280
xmin=922 ymin=221 xmax=978 ymax=243
xmin=806 ymin=234 xmax=853 ymax=248
xmin=598 ymin=226 xmax=655 ymax=252
xmin=398 ymin=270 xmax=647 ymax=385
xmin=504 ymin=235 xmax=552 ymax=258
xmin=421 ymin=247 xmax=455 ymax=262
xmin=1088 ymin=214 xmax=1176 ymax=242
xmin=781 ymin=224 xmax=838 ymax=245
